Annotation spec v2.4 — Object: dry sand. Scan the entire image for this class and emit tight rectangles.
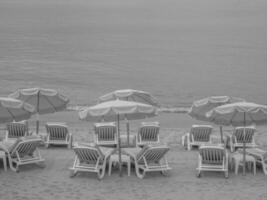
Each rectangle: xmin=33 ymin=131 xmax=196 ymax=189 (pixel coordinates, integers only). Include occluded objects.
xmin=0 ymin=111 xmax=267 ymax=200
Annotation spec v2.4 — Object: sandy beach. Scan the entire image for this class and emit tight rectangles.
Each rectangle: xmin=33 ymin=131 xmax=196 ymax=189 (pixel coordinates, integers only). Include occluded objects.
xmin=1 ymin=111 xmax=267 ymax=200
xmin=0 ymin=0 xmax=267 ymax=199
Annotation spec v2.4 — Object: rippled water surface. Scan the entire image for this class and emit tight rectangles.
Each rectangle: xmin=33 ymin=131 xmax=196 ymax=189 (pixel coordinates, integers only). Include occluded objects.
xmin=0 ymin=0 xmax=267 ymax=108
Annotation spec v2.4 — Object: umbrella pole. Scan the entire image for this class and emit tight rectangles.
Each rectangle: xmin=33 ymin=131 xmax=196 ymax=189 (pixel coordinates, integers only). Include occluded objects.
xmin=243 ymin=112 xmax=246 ymax=176
xmin=126 ymin=120 xmax=130 ymax=146
xmin=36 ymin=90 xmax=40 ymax=134
xmin=36 ymin=114 xmax=39 ymax=134
xmin=219 ymin=126 xmax=224 ymax=144
xmin=117 ymin=114 xmax=122 ymax=177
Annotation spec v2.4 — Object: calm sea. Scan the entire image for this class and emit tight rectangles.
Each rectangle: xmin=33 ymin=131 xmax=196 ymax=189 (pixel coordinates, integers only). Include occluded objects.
xmin=0 ymin=0 xmax=267 ymax=111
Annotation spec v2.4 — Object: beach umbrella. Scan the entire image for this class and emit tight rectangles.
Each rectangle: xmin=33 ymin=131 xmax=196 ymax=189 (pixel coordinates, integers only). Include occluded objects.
xmin=0 ymin=97 xmax=35 ymax=123
xmin=206 ymin=102 xmax=267 ymax=175
xmin=9 ymin=88 xmax=69 ymax=134
xmin=99 ymin=89 xmax=159 ymax=106
xmin=188 ymin=96 xmax=245 ymax=143
xmin=79 ymin=99 xmax=157 ymax=176
xmin=99 ymin=89 xmax=159 ymax=145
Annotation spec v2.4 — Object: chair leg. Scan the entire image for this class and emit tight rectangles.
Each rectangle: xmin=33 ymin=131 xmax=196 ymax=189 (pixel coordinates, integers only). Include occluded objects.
xmin=69 ymin=170 xmax=78 ymax=178
xmin=196 ymin=170 xmax=202 ymax=178
xmin=7 ymin=154 xmax=18 ymax=172
xmin=230 ymin=144 xmax=234 ymax=153
xmin=253 ymin=161 xmax=256 ymax=175
xmin=108 ymin=159 xmax=113 ymax=176
xmin=161 ymin=170 xmax=169 ymax=176
xmin=127 ymin=160 xmax=131 ymax=176
xmin=97 ymin=159 xmax=107 ymax=180
xmin=2 ymin=155 xmax=7 ymax=171
xmin=68 ymin=135 xmax=73 ymax=149
xmin=136 ymin=168 xmax=145 ymax=179
xmin=235 ymin=160 xmax=239 ymax=175
xmin=181 ymin=135 xmax=185 ymax=147
xmin=225 ymin=170 xmax=229 ymax=178
xmin=97 ymin=167 xmax=105 ymax=180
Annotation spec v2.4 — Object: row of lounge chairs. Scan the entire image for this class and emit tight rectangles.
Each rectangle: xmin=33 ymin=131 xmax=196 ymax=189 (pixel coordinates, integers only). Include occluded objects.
xmin=1 ymin=121 xmax=170 ymax=179
xmin=2 ymin=121 xmax=265 ymax=179
xmin=69 ymin=143 xmax=171 ymax=179
xmin=5 ymin=121 xmax=160 ymax=149
xmin=182 ymin=125 xmax=257 ymax=152
xmin=183 ymin=124 xmax=267 ymax=178
xmin=94 ymin=121 xmax=160 ymax=147
xmin=4 ymin=121 xmax=73 ymax=149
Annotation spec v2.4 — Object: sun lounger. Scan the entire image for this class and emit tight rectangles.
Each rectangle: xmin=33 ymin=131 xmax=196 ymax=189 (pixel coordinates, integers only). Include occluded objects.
xmin=230 ymin=126 xmax=256 ymax=152
xmin=5 ymin=121 xmax=31 ymax=141
xmin=45 ymin=123 xmax=73 ymax=148
xmin=69 ymin=143 xmax=113 ymax=179
xmin=3 ymin=136 xmax=45 ymax=172
xmin=182 ymin=125 xmax=213 ymax=150
xmin=137 ymin=122 xmax=160 ymax=147
xmin=196 ymin=145 xmax=228 ymax=178
xmin=246 ymin=148 xmax=267 ymax=175
xmin=127 ymin=145 xmax=171 ymax=179
xmin=94 ymin=122 xmax=118 ymax=147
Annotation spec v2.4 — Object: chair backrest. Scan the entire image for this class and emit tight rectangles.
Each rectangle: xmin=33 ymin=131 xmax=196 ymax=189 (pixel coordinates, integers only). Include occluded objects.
xmin=9 ymin=136 xmax=43 ymax=158
xmin=199 ymin=145 xmax=225 ymax=165
xmin=6 ymin=121 xmax=28 ymax=139
xmin=73 ymin=145 xmax=104 ymax=164
xmin=94 ymin=122 xmax=117 ymax=144
xmin=233 ymin=127 xmax=255 ymax=143
xmin=190 ymin=125 xmax=212 ymax=142
xmin=136 ymin=145 xmax=170 ymax=163
xmin=46 ymin=123 xmax=69 ymax=140
xmin=138 ymin=122 xmax=160 ymax=142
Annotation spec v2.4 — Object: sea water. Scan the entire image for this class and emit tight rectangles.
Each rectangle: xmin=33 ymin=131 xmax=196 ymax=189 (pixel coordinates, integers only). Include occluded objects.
xmin=0 ymin=0 xmax=267 ymax=111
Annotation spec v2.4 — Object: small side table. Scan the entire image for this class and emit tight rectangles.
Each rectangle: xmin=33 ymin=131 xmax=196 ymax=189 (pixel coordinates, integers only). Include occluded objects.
xmin=0 ymin=151 xmax=7 ymax=171
xmin=232 ymin=153 xmax=256 ymax=175
xmin=108 ymin=154 xmax=131 ymax=176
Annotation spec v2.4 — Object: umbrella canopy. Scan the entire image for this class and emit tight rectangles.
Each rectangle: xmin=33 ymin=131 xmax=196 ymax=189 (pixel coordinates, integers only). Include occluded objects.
xmin=0 ymin=97 xmax=35 ymax=123
xmin=79 ymin=99 xmax=157 ymax=176
xmin=188 ymin=96 xmax=245 ymax=121
xmin=206 ymin=102 xmax=267 ymax=126
xmin=9 ymin=88 xmax=69 ymax=133
xmin=206 ymin=102 xmax=267 ymax=175
xmin=79 ymin=100 xmax=157 ymax=122
xmin=99 ymin=89 xmax=159 ymax=145
xmin=99 ymin=89 xmax=159 ymax=107
xmin=188 ymin=96 xmax=245 ymax=143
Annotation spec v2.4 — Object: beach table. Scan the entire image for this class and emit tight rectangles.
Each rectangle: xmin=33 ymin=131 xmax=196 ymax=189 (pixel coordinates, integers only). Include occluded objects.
xmin=231 ymin=152 xmax=256 ymax=175
xmin=108 ymin=154 xmax=131 ymax=176
xmin=246 ymin=148 xmax=267 ymax=175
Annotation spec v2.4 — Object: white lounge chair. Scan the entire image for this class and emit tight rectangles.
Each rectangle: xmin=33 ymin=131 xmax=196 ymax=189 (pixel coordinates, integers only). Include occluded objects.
xmin=182 ymin=125 xmax=213 ymax=150
xmin=4 ymin=136 xmax=45 ymax=172
xmin=196 ymin=145 xmax=228 ymax=178
xmin=94 ymin=122 xmax=117 ymax=147
xmin=128 ymin=145 xmax=171 ymax=179
xmin=137 ymin=122 xmax=160 ymax=147
xmin=229 ymin=126 xmax=257 ymax=152
xmin=45 ymin=123 xmax=72 ymax=148
xmin=69 ymin=143 xmax=113 ymax=179
xmin=5 ymin=121 xmax=30 ymax=141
